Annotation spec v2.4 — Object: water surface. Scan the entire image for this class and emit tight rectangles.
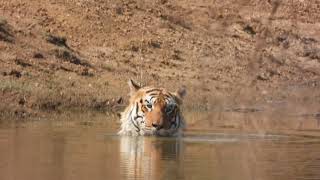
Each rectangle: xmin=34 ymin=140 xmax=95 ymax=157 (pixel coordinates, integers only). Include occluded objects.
xmin=0 ymin=113 xmax=320 ymax=180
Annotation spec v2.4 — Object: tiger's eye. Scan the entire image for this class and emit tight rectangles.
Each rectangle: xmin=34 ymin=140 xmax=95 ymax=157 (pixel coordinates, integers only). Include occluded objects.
xmin=147 ymin=104 xmax=152 ymax=109
xmin=166 ymin=105 xmax=175 ymax=113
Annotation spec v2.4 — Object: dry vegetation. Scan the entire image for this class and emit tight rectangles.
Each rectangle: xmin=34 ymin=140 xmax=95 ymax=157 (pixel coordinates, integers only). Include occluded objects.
xmin=0 ymin=0 xmax=319 ymax=122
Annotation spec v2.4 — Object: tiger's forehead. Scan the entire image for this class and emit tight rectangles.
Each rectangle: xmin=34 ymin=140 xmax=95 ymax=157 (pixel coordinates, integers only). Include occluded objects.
xmin=133 ymin=86 xmax=176 ymax=104
xmin=140 ymin=87 xmax=170 ymax=95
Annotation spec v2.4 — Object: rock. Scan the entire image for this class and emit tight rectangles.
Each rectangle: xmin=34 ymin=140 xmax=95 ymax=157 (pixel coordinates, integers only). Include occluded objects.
xmin=15 ymin=59 xmax=32 ymax=67
xmin=46 ymin=34 xmax=68 ymax=48
xmin=9 ymin=70 xmax=22 ymax=78
xmin=52 ymin=48 xmax=91 ymax=67
xmin=0 ymin=19 xmax=14 ymax=43
xmin=243 ymin=25 xmax=256 ymax=35
xmin=33 ymin=53 xmax=44 ymax=59
xmin=257 ymin=72 xmax=269 ymax=81
xmin=80 ymin=68 xmax=94 ymax=77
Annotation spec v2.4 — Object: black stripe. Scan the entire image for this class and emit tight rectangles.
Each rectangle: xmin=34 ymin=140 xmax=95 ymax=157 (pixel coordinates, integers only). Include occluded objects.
xmin=175 ymin=115 xmax=180 ymax=129
xmin=163 ymin=94 xmax=172 ymax=99
xmin=135 ymin=102 xmax=138 ymax=115
xmin=130 ymin=104 xmax=140 ymax=132
xmin=134 ymin=115 xmax=143 ymax=120
xmin=131 ymin=116 xmax=140 ymax=132
xmin=150 ymin=96 xmax=156 ymax=101
xmin=148 ymin=93 xmax=159 ymax=96
xmin=146 ymin=89 xmax=162 ymax=93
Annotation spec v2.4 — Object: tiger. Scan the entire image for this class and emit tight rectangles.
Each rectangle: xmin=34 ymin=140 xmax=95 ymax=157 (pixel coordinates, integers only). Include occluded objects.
xmin=118 ymin=79 xmax=186 ymax=136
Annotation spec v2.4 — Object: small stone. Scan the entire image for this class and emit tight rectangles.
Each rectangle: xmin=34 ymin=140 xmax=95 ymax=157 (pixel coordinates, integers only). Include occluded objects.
xmin=257 ymin=73 xmax=269 ymax=81
xmin=33 ymin=53 xmax=44 ymax=59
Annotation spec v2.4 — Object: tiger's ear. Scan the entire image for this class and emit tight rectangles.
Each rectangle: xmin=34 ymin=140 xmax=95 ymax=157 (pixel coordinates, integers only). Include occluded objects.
xmin=175 ymin=86 xmax=186 ymax=100
xmin=128 ymin=79 xmax=141 ymax=95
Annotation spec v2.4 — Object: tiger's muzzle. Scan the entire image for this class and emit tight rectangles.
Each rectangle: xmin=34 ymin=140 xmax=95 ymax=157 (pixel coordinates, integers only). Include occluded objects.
xmin=144 ymin=95 xmax=172 ymax=131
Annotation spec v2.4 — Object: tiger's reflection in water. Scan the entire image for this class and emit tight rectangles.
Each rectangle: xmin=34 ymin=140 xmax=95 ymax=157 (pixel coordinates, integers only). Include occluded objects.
xmin=119 ymin=136 xmax=184 ymax=180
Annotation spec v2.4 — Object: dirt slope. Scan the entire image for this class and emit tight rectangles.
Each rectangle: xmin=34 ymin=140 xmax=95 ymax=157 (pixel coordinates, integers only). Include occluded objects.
xmin=0 ymin=0 xmax=319 ymax=117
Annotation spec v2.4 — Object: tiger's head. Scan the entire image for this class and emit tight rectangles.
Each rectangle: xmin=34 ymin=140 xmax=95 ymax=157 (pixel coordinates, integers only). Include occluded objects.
xmin=119 ymin=79 xmax=186 ymax=136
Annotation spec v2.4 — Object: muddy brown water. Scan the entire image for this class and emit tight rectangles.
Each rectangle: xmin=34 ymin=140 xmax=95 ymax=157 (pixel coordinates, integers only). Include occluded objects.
xmin=0 ymin=112 xmax=320 ymax=180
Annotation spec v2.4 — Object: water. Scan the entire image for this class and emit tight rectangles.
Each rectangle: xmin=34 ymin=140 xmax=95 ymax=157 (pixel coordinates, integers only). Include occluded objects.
xmin=1 ymin=113 xmax=320 ymax=180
